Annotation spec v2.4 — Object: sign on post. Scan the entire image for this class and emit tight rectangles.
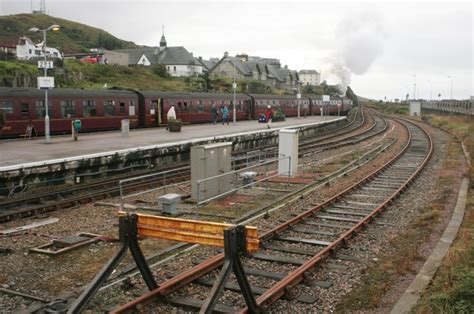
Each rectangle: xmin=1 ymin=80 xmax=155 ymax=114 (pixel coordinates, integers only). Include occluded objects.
xmin=37 ymin=61 xmax=54 ymax=69
xmin=37 ymin=77 xmax=55 ymax=89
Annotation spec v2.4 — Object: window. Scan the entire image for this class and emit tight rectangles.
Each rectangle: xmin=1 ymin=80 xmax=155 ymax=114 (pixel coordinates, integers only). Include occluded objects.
xmin=119 ymin=102 xmax=126 ymax=113
xmin=83 ymin=100 xmax=97 ymax=117
xmin=20 ymin=103 xmax=29 ymax=118
xmin=129 ymin=100 xmax=136 ymax=115
xmin=197 ymin=100 xmax=204 ymax=112
xmin=184 ymin=102 xmax=189 ymax=112
xmin=35 ymin=50 xmax=41 ymax=55
xmin=173 ymin=66 xmax=176 ymax=72
xmin=60 ymin=100 xmax=75 ymax=118
xmin=189 ymin=101 xmax=193 ymax=112
xmin=35 ymin=101 xmax=52 ymax=118
xmin=177 ymin=102 xmax=183 ymax=112
xmin=150 ymin=100 xmax=158 ymax=114
xmin=104 ymin=100 xmax=115 ymax=116
xmin=29 ymin=49 xmax=32 ymax=54
xmin=0 ymin=101 xmax=14 ymax=114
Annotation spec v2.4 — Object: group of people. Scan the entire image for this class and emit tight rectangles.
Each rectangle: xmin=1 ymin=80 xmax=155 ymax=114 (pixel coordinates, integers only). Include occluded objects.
xmin=210 ymin=104 xmax=230 ymax=125
xmin=165 ymin=104 xmax=273 ymax=130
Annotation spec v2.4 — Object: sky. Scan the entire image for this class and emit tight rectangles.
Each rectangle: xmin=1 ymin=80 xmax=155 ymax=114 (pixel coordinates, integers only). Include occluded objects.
xmin=1 ymin=0 xmax=472 ymax=100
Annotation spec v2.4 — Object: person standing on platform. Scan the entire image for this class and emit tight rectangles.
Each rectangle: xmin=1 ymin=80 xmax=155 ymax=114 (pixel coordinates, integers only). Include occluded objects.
xmin=211 ymin=103 xmax=218 ymax=124
xmin=166 ymin=105 xmax=176 ymax=130
xmin=265 ymin=105 xmax=273 ymax=129
xmin=222 ymin=106 xmax=229 ymax=125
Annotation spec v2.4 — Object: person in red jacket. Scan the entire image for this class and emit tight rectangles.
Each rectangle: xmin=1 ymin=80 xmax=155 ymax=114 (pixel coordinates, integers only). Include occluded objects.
xmin=265 ymin=105 xmax=273 ymax=129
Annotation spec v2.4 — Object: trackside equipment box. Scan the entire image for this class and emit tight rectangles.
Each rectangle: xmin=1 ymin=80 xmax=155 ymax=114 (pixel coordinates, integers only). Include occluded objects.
xmin=191 ymin=142 xmax=232 ymax=201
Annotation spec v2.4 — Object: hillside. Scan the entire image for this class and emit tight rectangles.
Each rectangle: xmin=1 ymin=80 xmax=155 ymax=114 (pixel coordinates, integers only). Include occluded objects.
xmin=0 ymin=13 xmax=138 ymax=53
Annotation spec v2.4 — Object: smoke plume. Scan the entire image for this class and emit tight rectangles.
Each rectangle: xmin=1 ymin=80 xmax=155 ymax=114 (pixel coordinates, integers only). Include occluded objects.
xmin=323 ymin=10 xmax=386 ymax=94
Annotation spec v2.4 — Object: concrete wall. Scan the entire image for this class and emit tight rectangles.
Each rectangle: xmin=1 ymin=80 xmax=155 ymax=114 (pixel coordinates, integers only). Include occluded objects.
xmin=104 ymin=50 xmax=129 ymax=66
xmin=0 ymin=118 xmax=348 ymax=195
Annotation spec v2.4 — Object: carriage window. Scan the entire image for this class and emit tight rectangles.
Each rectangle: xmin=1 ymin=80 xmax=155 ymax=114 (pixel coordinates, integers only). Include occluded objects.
xmin=35 ymin=101 xmax=52 ymax=118
xmin=83 ymin=100 xmax=97 ymax=117
xmin=184 ymin=102 xmax=188 ymax=112
xmin=104 ymin=100 xmax=115 ymax=116
xmin=60 ymin=100 xmax=75 ymax=118
xmin=21 ymin=103 xmax=30 ymax=118
xmin=189 ymin=101 xmax=193 ymax=112
xmin=119 ymin=102 xmax=126 ymax=113
xmin=273 ymin=100 xmax=276 ymax=105
xmin=177 ymin=102 xmax=182 ymax=112
xmin=0 ymin=101 xmax=14 ymax=114
xmin=197 ymin=100 xmax=204 ymax=112
xmin=129 ymin=100 xmax=136 ymax=115
xmin=150 ymin=100 xmax=158 ymax=114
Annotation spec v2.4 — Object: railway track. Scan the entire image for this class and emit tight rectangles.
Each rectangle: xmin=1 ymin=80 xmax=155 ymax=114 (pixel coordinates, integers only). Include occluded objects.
xmin=112 ymin=117 xmax=432 ymax=312
xmin=0 ymin=109 xmax=369 ymax=223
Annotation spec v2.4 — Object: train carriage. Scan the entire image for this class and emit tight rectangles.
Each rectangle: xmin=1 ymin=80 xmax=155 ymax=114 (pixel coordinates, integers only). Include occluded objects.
xmin=249 ymin=94 xmax=311 ymax=118
xmin=140 ymin=91 xmax=253 ymax=126
xmin=0 ymin=87 xmax=139 ymax=138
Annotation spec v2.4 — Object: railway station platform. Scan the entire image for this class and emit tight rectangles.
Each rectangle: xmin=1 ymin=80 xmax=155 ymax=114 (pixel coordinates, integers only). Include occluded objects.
xmin=0 ymin=116 xmax=347 ymax=192
xmin=0 ymin=116 xmax=342 ymax=169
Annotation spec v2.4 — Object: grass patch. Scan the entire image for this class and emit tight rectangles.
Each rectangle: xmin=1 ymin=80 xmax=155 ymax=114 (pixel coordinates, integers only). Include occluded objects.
xmin=412 ymin=113 xmax=474 ymax=313
xmin=335 ymin=138 xmax=463 ymax=312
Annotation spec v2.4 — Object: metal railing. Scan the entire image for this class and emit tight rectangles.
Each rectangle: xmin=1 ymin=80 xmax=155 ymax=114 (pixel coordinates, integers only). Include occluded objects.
xmin=195 ymin=155 xmax=291 ymax=217
xmin=118 ymin=165 xmax=189 ymax=212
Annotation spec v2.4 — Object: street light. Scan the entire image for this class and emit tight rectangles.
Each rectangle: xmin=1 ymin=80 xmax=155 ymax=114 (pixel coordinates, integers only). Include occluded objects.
xmin=296 ymin=81 xmax=301 ymax=119
xmin=428 ymin=80 xmax=433 ymax=102
xmin=29 ymin=24 xmax=60 ymax=143
xmin=232 ymin=77 xmax=237 ymax=125
xmin=447 ymin=76 xmax=453 ymax=99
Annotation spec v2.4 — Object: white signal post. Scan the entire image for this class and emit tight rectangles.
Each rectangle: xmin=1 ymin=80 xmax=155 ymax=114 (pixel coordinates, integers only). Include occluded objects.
xmin=29 ymin=24 xmax=60 ymax=144
xmin=297 ymin=81 xmax=301 ymax=119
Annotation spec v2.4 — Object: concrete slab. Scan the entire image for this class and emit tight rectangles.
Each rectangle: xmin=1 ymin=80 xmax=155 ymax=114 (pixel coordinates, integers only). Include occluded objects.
xmin=0 ymin=116 xmax=342 ymax=170
xmin=391 ymin=177 xmax=469 ymax=314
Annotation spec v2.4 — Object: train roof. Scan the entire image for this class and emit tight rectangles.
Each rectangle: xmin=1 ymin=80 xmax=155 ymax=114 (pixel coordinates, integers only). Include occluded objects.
xmin=248 ymin=94 xmax=308 ymax=100
xmin=139 ymin=91 xmax=251 ymax=99
xmin=0 ymin=87 xmax=136 ymax=98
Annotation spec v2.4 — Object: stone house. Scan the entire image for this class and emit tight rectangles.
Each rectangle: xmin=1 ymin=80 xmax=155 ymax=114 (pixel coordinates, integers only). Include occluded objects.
xmin=104 ymin=32 xmax=202 ymax=77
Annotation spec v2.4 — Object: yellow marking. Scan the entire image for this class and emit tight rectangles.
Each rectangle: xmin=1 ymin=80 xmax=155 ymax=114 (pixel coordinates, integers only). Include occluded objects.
xmin=118 ymin=211 xmax=259 ymax=252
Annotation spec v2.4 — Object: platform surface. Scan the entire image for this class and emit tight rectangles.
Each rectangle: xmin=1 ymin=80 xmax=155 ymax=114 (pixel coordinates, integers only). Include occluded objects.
xmin=0 ymin=116 xmax=341 ymax=169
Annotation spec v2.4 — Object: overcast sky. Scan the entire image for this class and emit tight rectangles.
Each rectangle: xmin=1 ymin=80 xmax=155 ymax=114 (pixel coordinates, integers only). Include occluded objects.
xmin=1 ymin=0 xmax=472 ymax=100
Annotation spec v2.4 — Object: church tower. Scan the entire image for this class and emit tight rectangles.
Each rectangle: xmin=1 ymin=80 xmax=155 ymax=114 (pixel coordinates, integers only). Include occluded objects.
xmin=159 ymin=25 xmax=167 ymax=51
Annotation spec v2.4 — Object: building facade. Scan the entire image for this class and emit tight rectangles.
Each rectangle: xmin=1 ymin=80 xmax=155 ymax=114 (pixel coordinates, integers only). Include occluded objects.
xmin=16 ymin=36 xmax=62 ymax=60
xmin=104 ymin=32 xmax=202 ymax=77
xmin=298 ymin=69 xmax=320 ymax=86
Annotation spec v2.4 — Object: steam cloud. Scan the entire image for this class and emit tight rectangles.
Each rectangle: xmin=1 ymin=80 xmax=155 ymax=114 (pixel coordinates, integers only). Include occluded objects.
xmin=323 ymin=10 xmax=386 ymax=94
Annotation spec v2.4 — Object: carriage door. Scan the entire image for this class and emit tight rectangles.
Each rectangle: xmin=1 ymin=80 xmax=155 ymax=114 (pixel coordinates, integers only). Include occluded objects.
xmin=151 ymin=100 xmax=160 ymax=126
xmin=157 ymin=99 xmax=163 ymax=125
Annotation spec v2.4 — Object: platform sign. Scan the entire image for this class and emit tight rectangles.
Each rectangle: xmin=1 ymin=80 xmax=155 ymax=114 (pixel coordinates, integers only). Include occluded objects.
xmin=37 ymin=76 xmax=55 ymax=89
xmin=322 ymin=95 xmax=330 ymax=102
xmin=37 ymin=60 xmax=54 ymax=69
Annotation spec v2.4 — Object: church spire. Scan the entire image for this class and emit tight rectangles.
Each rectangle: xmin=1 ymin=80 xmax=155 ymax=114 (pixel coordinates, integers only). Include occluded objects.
xmin=159 ymin=25 xmax=167 ymax=51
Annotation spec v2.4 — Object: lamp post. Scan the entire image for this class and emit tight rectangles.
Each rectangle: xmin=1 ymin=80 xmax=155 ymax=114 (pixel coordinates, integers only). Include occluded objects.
xmin=296 ymin=81 xmax=301 ymax=119
xmin=447 ymin=76 xmax=453 ymax=99
xmin=29 ymin=24 xmax=60 ymax=143
xmin=232 ymin=77 xmax=237 ymax=125
xmin=428 ymin=80 xmax=433 ymax=102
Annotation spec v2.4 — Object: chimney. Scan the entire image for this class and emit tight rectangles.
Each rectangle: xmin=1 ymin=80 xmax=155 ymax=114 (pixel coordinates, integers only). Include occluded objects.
xmin=284 ymin=65 xmax=288 ymax=69
xmin=224 ymin=51 xmax=229 ymax=58
xmin=199 ymin=56 xmax=202 ymax=60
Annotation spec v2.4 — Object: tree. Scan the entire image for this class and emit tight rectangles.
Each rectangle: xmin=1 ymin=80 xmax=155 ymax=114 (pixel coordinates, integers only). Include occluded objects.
xmin=152 ymin=64 xmax=170 ymax=78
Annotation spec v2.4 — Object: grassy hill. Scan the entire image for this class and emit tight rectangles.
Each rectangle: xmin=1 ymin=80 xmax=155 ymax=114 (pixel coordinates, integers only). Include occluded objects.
xmin=0 ymin=13 xmax=138 ymax=53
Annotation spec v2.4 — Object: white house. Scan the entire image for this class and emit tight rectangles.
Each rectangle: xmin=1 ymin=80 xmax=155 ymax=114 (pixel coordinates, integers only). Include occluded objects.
xmin=298 ymin=69 xmax=320 ymax=86
xmin=104 ymin=31 xmax=202 ymax=77
xmin=16 ymin=36 xmax=62 ymax=60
